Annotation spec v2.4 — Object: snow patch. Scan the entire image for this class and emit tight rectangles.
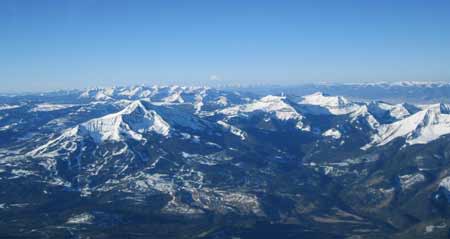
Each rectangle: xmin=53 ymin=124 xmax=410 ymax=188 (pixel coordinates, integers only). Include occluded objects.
xmin=0 ymin=104 xmax=20 ymax=110
xmin=217 ymin=120 xmax=247 ymax=140
xmin=31 ymin=103 xmax=76 ymax=112
xmin=66 ymin=213 xmax=94 ymax=224
xmin=399 ymin=173 xmax=425 ymax=190
xmin=322 ymin=128 xmax=341 ymax=139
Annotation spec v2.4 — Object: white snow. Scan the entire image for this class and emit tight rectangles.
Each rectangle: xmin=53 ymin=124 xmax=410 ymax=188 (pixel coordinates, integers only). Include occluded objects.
xmin=217 ymin=120 xmax=247 ymax=140
xmin=118 ymin=86 xmax=144 ymax=98
xmin=181 ymin=152 xmax=198 ymax=158
xmin=216 ymin=96 xmax=228 ymax=106
xmin=79 ymin=100 xmax=170 ymax=143
xmin=80 ymin=86 xmax=157 ymax=100
xmin=368 ymin=101 xmax=412 ymax=120
xmin=363 ymin=104 xmax=450 ymax=149
xmin=425 ymin=223 xmax=447 ymax=233
xmin=342 ymin=81 xmax=450 ymax=88
xmin=162 ymin=91 xmax=185 ymax=103
xmin=322 ymin=128 xmax=342 ymax=139
xmin=439 ymin=176 xmax=450 ymax=191
xmin=299 ymin=92 xmax=359 ymax=115
xmin=31 ymin=103 xmax=76 ymax=112
xmin=0 ymin=104 xmax=20 ymax=110
xmin=112 ymin=144 xmax=129 ymax=156
xmin=398 ymin=173 xmax=425 ymax=190
xmin=0 ymin=123 xmax=18 ymax=131
xmin=94 ymin=91 xmax=113 ymax=101
xmin=349 ymin=105 xmax=380 ymax=129
xmin=206 ymin=141 xmax=221 ymax=148
xmin=27 ymin=127 xmax=81 ymax=157
xmin=194 ymin=95 xmax=204 ymax=113
xmin=219 ymin=95 xmax=308 ymax=130
xmin=180 ymin=132 xmax=191 ymax=140
xmin=10 ymin=169 xmax=37 ymax=178
xmin=66 ymin=213 xmax=94 ymax=224
xmin=127 ymin=173 xmax=175 ymax=193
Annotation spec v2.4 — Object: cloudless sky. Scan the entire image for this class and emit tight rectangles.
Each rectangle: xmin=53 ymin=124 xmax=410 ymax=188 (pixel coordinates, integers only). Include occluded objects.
xmin=1 ymin=0 xmax=450 ymax=92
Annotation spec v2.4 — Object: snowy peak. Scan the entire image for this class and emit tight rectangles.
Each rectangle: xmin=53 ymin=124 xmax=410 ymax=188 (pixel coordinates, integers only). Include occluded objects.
xmin=299 ymin=92 xmax=359 ymax=115
xmin=367 ymin=101 xmax=413 ymax=122
xmin=79 ymin=87 xmax=114 ymax=101
xmin=119 ymin=101 xmax=170 ymax=135
xmin=363 ymin=104 xmax=450 ymax=149
xmin=242 ymin=95 xmax=303 ymax=121
xmin=218 ymin=95 xmax=308 ymax=130
xmin=78 ymin=100 xmax=170 ymax=143
xmin=259 ymin=95 xmax=286 ymax=102
xmin=162 ymin=91 xmax=185 ymax=104
xmin=77 ymin=85 xmax=211 ymax=102
xmin=349 ymin=105 xmax=380 ymax=130
xmin=300 ymin=92 xmax=350 ymax=107
xmin=117 ymin=86 xmax=155 ymax=99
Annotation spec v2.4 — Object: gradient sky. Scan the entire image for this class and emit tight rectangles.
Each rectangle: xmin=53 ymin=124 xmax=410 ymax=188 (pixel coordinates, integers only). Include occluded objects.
xmin=1 ymin=0 xmax=450 ymax=92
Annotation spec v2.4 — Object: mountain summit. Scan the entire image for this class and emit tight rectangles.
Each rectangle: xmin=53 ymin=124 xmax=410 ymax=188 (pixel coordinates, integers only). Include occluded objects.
xmin=78 ymin=100 xmax=170 ymax=143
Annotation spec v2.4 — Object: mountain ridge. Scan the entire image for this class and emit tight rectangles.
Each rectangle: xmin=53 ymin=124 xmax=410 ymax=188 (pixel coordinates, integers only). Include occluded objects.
xmin=2 ymin=84 xmax=450 ymax=238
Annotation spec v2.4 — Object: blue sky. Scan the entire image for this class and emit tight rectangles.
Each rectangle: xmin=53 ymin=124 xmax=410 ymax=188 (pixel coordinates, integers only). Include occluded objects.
xmin=1 ymin=0 xmax=450 ymax=91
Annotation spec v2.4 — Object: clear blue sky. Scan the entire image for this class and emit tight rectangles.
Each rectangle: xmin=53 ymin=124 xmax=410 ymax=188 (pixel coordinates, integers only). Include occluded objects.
xmin=1 ymin=0 xmax=450 ymax=92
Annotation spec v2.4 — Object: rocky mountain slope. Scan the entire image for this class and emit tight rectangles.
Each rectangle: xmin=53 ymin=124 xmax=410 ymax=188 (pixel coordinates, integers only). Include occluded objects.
xmin=1 ymin=85 xmax=450 ymax=238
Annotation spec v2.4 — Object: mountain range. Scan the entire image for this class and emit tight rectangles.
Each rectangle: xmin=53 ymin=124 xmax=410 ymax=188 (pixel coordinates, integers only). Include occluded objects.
xmin=1 ymin=84 xmax=450 ymax=238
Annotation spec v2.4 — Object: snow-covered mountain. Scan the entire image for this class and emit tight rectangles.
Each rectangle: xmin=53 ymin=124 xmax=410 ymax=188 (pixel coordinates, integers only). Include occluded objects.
xmin=78 ymin=85 xmax=213 ymax=103
xmin=363 ymin=103 xmax=450 ymax=149
xmin=367 ymin=101 xmax=418 ymax=123
xmin=298 ymin=92 xmax=361 ymax=115
xmin=230 ymin=81 xmax=450 ymax=103
xmin=348 ymin=105 xmax=380 ymax=130
xmin=219 ymin=95 xmax=309 ymax=130
xmin=78 ymin=100 xmax=170 ymax=143
xmin=2 ymin=85 xmax=450 ymax=239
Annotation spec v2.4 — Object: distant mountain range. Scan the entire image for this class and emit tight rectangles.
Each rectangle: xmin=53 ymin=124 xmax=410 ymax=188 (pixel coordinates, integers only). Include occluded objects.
xmin=1 ymin=84 xmax=450 ymax=238
xmin=226 ymin=81 xmax=450 ymax=103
